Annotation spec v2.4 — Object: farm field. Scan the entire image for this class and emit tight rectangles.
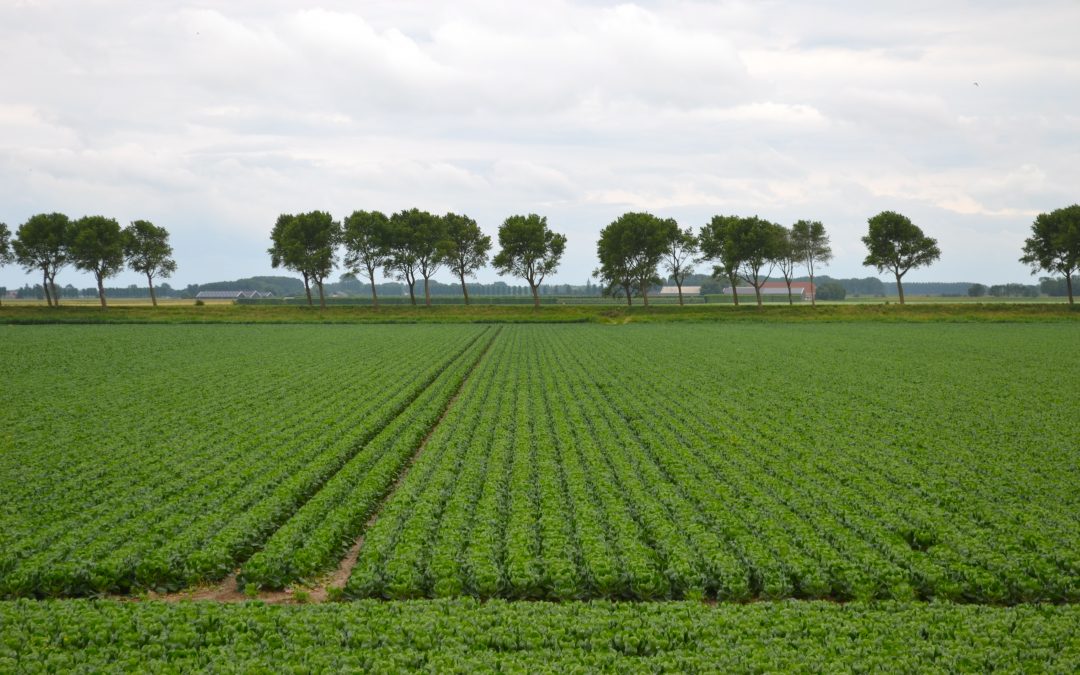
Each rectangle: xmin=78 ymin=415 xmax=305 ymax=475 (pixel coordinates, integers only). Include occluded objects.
xmin=1 ymin=322 xmax=1077 ymax=604
xmin=2 ymin=599 xmax=1077 ymax=672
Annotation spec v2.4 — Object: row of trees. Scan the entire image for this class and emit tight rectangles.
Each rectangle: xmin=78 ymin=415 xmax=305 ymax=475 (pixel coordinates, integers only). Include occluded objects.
xmin=269 ymin=210 xmax=566 ymax=308
xmin=0 ymin=214 xmax=176 ymax=307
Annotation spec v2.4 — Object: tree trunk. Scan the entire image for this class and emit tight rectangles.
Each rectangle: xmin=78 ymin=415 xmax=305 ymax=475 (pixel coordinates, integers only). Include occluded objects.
xmin=1066 ymin=274 xmax=1074 ymax=305
xmin=460 ymin=272 xmax=470 ymax=305
xmin=368 ymin=267 xmax=379 ymax=308
xmin=624 ymin=283 xmax=633 ymax=306
xmin=49 ymin=274 xmax=60 ymax=307
xmin=809 ymin=272 xmax=816 ymax=307
xmin=895 ymin=271 xmax=905 ymax=305
xmin=786 ymin=279 xmax=793 ymax=305
xmin=42 ymin=270 xmax=52 ymax=307
xmin=754 ymin=284 xmax=763 ymax=307
xmin=641 ymin=283 xmax=650 ymax=307
xmin=316 ymin=279 xmax=326 ymax=309
xmin=407 ymin=280 xmax=416 ymax=306
xmin=302 ymin=273 xmax=313 ymax=306
xmin=676 ymin=280 xmax=684 ymax=306
xmin=530 ymin=282 xmax=540 ymax=308
xmin=424 ymin=277 xmax=431 ymax=307
xmin=729 ymin=274 xmax=739 ymax=306
xmin=96 ymin=271 xmax=107 ymax=308
xmin=146 ymin=272 xmax=158 ymax=307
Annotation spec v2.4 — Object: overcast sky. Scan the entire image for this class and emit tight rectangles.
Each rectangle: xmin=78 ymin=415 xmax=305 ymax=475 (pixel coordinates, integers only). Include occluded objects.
xmin=2 ymin=0 xmax=1079 ymax=290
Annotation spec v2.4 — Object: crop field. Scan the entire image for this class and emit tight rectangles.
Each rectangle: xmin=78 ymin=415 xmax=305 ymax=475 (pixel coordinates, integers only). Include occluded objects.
xmin=1 ymin=322 xmax=1077 ymax=604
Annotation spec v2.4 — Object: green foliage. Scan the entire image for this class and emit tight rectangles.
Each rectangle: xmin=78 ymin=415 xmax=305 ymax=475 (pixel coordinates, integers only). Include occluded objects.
xmin=0 ymin=325 xmax=486 ymax=597
xmin=862 ymin=211 xmax=941 ymax=304
xmin=0 ymin=222 xmax=13 ymax=267
xmin=341 ymin=210 xmax=390 ymax=305
xmin=594 ymin=212 xmax=671 ymax=305
xmin=122 ymin=220 xmax=176 ymax=306
xmin=968 ymin=283 xmax=987 ymax=297
xmin=437 ymin=212 xmax=491 ymax=305
xmin=1021 ymin=205 xmax=1080 ymax=304
xmin=2 ymin=600 xmax=1077 ymax=671
xmin=70 ymin=215 xmax=125 ymax=307
xmin=492 ymin=214 xmax=566 ymax=307
xmin=268 ymin=211 xmax=340 ymax=307
xmin=11 ymin=212 xmax=72 ymax=306
xmin=384 ymin=208 xmax=443 ymax=306
xmin=816 ymin=281 xmax=847 ymax=300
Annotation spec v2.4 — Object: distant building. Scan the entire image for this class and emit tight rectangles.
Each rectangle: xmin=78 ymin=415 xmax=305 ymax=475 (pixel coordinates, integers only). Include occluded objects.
xmin=723 ymin=281 xmax=816 ymax=300
xmin=657 ymin=286 xmax=701 ymax=296
xmin=195 ymin=290 xmax=272 ymax=300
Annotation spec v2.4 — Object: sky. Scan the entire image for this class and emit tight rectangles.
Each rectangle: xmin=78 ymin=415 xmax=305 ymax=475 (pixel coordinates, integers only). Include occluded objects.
xmin=1 ymin=0 xmax=1079 ymax=290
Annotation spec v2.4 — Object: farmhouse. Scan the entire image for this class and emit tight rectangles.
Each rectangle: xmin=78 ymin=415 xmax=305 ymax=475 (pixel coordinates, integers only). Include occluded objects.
xmin=723 ymin=281 xmax=816 ymax=300
xmin=657 ymin=285 xmax=701 ymax=297
xmin=195 ymin=290 xmax=272 ymax=300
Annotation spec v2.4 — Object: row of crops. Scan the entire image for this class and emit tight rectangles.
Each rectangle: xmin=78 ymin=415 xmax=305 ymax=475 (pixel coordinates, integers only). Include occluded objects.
xmin=1 ymin=323 xmax=1077 ymax=603
xmin=344 ymin=324 xmax=1080 ymax=602
xmin=0 ymin=324 xmax=494 ymax=597
xmin=1 ymin=599 xmax=1077 ymax=672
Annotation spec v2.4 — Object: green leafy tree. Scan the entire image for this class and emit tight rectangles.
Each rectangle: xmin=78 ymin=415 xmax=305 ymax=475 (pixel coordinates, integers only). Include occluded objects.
xmin=492 ymin=214 xmax=566 ymax=308
xmin=384 ymin=208 xmax=443 ymax=306
xmin=1020 ymin=205 xmax=1080 ymax=305
xmin=698 ymin=215 xmax=743 ymax=305
xmin=594 ymin=212 xmax=669 ymax=306
xmin=816 ymin=281 xmax=847 ymax=301
xmin=269 ymin=211 xmax=340 ymax=308
xmin=967 ymin=283 xmax=987 ymax=298
xmin=342 ymin=210 xmax=390 ymax=307
xmin=790 ymin=220 xmax=833 ymax=307
xmin=861 ymin=211 xmax=941 ymax=305
xmin=122 ymin=220 xmax=176 ymax=307
xmin=438 ymin=212 xmax=491 ymax=305
xmin=13 ymin=212 xmax=72 ymax=307
xmin=70 ymin=215 xmax=126 ymax=308
xmin=731 ymin=216 xmax=787 ymax=307
xmin=775 ymin=226 xmax=799 ymax=305
xmin=0 ymin=222 xmax=11 ymax=307
xmin=662 ymin=220 xmax=697 ymax=306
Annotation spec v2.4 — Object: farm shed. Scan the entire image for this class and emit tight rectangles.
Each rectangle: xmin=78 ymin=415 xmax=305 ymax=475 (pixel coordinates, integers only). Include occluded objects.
xmin=657 ymin=286 xmax=701 ymax=296
xmin=723 ymin=282 xmax=816 ymax=300
xmin=195 ymin=290 xmax=268 ymax=300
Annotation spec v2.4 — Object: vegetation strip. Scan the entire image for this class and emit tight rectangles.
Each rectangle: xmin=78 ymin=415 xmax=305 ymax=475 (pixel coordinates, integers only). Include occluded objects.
xmin=1 ymin=301 xmax=1078 ymax=325
xmin=0 ymin=599 xmax=1076 ymax=672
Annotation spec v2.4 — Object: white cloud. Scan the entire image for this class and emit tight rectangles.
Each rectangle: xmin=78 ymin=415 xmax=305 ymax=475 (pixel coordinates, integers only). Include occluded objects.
xmin=2 ymin=0 xmax=1079 ymax=289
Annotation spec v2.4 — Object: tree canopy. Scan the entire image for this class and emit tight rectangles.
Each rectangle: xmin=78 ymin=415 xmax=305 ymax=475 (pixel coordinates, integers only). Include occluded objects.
xmin=492 ymin=214 xmax=566 ymax=308
xmin=594 ymin=212 xmax=669 ymax=306
xmin=1020 ymin=204 xmax=1080 ymax=305
xmin=661 ymin=220 xmax=697 ymax=306
xmin=861 ymin=211 xmax=941 ymax=304
xmin=70 ymin=215 xmax=126 ymax=308
xmin=123 ymin=220 xmax=176 ymax=307
xmin=790 ymin=219 xmax=833 ymax=307
xmin=385 ymin=208 xmax=442 ymax=306
xmin=438 ymin=212 xmax=491 ymax=305
xmin=342 ymin=210 xmax=391 ymax=307
xmin=12 ymin=212 xmax=71 ymax=307
xmin=269 ymin=211 xmax=340 ymax=307
xmin=698 ymin=215 xmax=743 ymax=304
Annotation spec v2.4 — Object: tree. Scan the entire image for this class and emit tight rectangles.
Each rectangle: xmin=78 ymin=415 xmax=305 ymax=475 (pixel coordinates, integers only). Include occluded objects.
xmin=730 ymin=216 xmax=787 ymax=307
xmin=698 ymin=215 xmax=742 ymax=305
xmin=0 ymin=222 xmax=11 ymax=307
xmin=70 ymin=216 xmax=126 ymax=308
xmin=662 ymin=220 xmax=697 ymax=306
xmin=790 ymin=220 xmax=833 ymax=307
xmin=594 ymin=212 xmax=669 ymax=306
xmin=342 ymin=210 xmax=390 ymax=307
xmin=967 ymin=283 xmax=987 ymax=298
xmin=384 ymin=209 xmax=442 ymax=306
xmin=122 ymin=220 xmax=176 ymax=307
xmin=816 ymin=281 xmax=847 ymax=300
xmin=1020 ymin=205 xmax=1080 ymax=305
xmin=492 ymin=214 xmax=566 ymax=308
xmin=775 ymin=227 xmax=799 ymax=305
xmin=861 ymin=211 xmax=941 ymax=305
xmin=13 ymin=212 xmax=71 ymax=307
xmin=268 ymin=211 xmax=340 ymax=308
xmin=438 ymin=212 xmax=491 ymax=305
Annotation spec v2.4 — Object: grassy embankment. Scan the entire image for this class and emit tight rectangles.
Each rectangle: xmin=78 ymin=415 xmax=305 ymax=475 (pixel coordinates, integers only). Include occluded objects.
xmin=0 ymin=301 xmax=1077 ymax=324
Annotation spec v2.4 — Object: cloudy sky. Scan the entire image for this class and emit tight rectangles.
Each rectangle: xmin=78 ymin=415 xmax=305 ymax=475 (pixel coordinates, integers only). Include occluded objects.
xmin=2 ymin=0 xmax=1078 ymax=290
